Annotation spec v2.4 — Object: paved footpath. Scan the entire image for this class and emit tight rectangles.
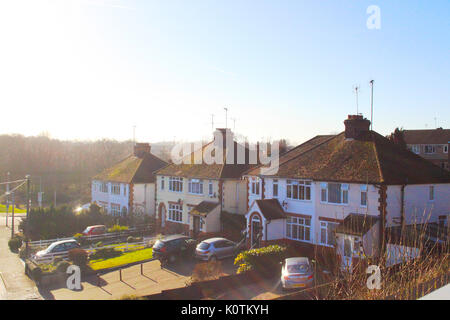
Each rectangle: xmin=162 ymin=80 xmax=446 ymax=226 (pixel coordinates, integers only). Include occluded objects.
xmin=0 ymin=213 xmax=42 ymax=300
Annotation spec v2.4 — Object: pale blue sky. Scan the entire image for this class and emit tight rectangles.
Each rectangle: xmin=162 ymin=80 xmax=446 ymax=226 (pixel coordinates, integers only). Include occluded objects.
xmin=0 ymin=0 xmax=448 ymax=144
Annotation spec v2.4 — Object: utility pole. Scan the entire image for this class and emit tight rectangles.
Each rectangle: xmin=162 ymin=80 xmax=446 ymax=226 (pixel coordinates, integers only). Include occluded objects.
xmin=370 ymin=80 xmax=374 ymax=130
xmin=25 ymin=175 xmax=30 ymax=252
xmin=354 ymin=85 xmax=360 ymax=115
xmin=6 ymin=172 xmax=10 ymax=227
xmin=11 ymin=192 xmax=15 ymax=239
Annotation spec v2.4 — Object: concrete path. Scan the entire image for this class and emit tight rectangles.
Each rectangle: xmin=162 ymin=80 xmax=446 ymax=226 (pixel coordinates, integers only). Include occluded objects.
xmin=0 ymin=213 xmax=42 ymax=300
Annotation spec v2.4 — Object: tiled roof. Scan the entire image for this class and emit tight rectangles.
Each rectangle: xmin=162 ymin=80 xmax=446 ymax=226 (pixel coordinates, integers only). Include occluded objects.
xmin=245 ymin=135 xmax=335 ymax=176
xmin=93 ymin=153 xmax=167 ymax=184
xmin=335 ymin=213 xmax=379 ymax=236
xmin=402 ymin=128 xmax=450 ymax=145
xmin=189 ymin=201 xmax=220 ymax=217
xmin=155 ymin=141 xmax=253 ymax=179
xmin=259 ymin=131 xmax=450 ymax=184
xmin=255 ymin=199 xmax=286 ymax=220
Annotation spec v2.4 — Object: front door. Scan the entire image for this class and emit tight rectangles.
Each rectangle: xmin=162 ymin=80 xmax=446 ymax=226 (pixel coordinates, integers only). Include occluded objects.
xmin=193 ymin=216 xmax=200 ymax=238
xmin=251 ymin=216 xmax=261 ymax=248
xmin=342 ymin=235 xmax=353 ymax=271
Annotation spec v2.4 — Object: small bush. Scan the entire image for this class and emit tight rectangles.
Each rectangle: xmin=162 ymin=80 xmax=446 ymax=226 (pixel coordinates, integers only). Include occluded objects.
xmin=19 ymin=247 xmax=28 ymax=260
xmin=90 ymin=247 xmax=122 ymax=260
xmin=190 ymin=261 xmax=223 ymax=282
xmin=234 ymin=245 xmax=287 ymax=276
xmin=108 ymin=225 xmax=129 ymax=233
xmin=56 ymin=261 xmax=71 ymax=273
xmin=94 ymin=241 xmax=103 ymax=248
xmin=73 ymin=233 xmax=87 ymax=246
xmin=53 ymin=256 xmax=63 ymax=265
xmin=8 ymin=236 xmax=22 ymax=252
xmin=127 ymin=236 xmax=142 ymax=243
xmin=68 ymin=248 xmax=88 ymax=267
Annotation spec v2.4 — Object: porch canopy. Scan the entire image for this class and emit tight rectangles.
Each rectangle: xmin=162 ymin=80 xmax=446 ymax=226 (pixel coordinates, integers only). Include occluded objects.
xmin=335 ymin=213 xmax=379 ymax=237
xmin=189 ymin=201 xmax=220 ymax=217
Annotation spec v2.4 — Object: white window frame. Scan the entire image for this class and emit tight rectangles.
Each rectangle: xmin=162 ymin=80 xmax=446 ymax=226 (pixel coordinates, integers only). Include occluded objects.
xmin=360 ymin=185 xmax=368 ymax=207
xmin=429 ymin=186 xmax=435 ymax=201
xmin=250 ymin=179 xmax=260 ymax=195
xmin=168 ymin=203 xmax=183 ymax=222
xmin=161 ymin=176 xmax=165 ymax=190
xmin=424 ymin=145 xmax=436 ymax=154
xmin=100 ymin=182 xmax=108 ymax=193
xmin=208 ymin=180 xmax=214 ymax=196
xmin=410 ymin=145 xmax=420 ymax=154
xmin=286 ymin=180 xmax=311 ymax=201
xmin=110 ymin=203 xmax=121 ymax=216
xmin=320 ymin=221 xmax=338 ymax=246
xmin=111 ymin=183 xmax=121 ymax=195
xmin=286 ymin=216 xmax=311 ymax=242
xmin=273 ymin=179 xmax=279 ymax=198
xmin=169 ymin=177 xmax=183 ymax=193
xmin=188 ymin=179 xmax=203 ymax=195
xmin=320 ymin=183 xmax=349 ymax=205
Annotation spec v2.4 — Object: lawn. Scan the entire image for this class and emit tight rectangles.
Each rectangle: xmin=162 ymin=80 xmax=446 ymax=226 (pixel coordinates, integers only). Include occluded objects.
xmin=89 ymin=248 xmax=153 ymax=271
xmin=0 ymin=204 xmax=26 ymax=213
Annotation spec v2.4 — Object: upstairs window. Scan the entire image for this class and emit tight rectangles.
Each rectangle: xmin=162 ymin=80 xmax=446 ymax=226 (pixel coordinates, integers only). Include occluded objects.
xmin=321 ymin=183 xmax=349 ymax=204
xmin=273 ymin=179 xmax=279 ymax=198
xmin=169 ymin=177 xmax=183 ymax=192
xmin=429 ymin=186 xmax=435 ymax=201
xmin=208 ymin=180 xmax=214 ymax=196
xmin=360 ymin=185 xmax=368 ymax=207
xmin=100 ymin=182 xmax=108 ymax=193
xmin=161 ymin=177 xmax=165 ymax=190
xmin=410 ymin=145 xmax=420 ymax=154
xmin=188 ymin=179 xmax=203 ymax=195
xmin=286 ymin=180 xmax=311 ymax=201
xmin=424 ymin=145 xmax=436 ymax=154
xmin=111 ymin=183 xmax=121 ymax=195
xmin=251 ymin=179 xmax=260 ymax=195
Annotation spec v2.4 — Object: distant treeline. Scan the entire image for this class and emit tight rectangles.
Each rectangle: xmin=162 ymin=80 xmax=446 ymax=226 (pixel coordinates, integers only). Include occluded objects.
xmin=0 ymin=134 xmax=173 ymax=207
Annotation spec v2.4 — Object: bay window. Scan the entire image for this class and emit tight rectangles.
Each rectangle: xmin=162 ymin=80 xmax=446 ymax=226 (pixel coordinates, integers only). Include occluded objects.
xmin=169 ymin=177 xmax=183 ymax=192
xmin=168 ymin=203 xmax=183 ymax=222
xmin=286 ymin=216 xmax=311 ymax=242
xmin=286 ymin=180 xmax=311 ymax=201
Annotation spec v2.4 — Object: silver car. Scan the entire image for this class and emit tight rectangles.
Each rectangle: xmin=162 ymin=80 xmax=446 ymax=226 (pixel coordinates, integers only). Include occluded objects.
xmin=281 ymin=257 xmax=315 ymax=290
xmin=33 ymin=239 xmax=80 ymax=263
xmin=195 ymin=237 xmax=238 ymax=261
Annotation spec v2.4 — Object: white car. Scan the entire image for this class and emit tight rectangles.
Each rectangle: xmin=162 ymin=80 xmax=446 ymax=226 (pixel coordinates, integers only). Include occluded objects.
xmin=33 ymin=239 xmax=80 ymax=263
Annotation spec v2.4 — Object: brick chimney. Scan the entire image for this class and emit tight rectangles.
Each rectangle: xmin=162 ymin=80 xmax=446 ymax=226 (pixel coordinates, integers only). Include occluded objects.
xmin=134 ymin=143 xmax=151 ymax=158
xmin=344 ymin=115 xmax=371 ymax=140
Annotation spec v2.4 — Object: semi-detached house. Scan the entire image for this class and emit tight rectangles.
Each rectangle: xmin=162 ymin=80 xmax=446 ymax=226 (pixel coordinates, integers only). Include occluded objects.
xmin=154 ymin=128 xmax=252 ymax=239
xmin=244 ymin=115 xmax=450 ymax=270
xmin=91 ymin=143 xmax=167 ymax=216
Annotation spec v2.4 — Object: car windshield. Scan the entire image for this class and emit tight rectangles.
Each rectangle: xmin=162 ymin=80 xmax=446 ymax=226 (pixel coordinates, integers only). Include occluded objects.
xmin=198 ymin=242 xmax=210 ymax=250
xmin=287 ymin=264 xmax=310 ymax=274
xmin=153 ymin=240 xmax=165 ymax=249
xmin=82 ymin=227 xmax=91 ymax=233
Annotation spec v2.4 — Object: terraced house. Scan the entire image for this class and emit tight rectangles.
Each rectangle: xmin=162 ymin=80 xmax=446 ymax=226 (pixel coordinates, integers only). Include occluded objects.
xmin=244 ymin=115 xmax=450 ymax=270
xmin=154 ymin=128 xmax=252 ymax=239
xmin=91 ymin=143 xmax=167 ymax=216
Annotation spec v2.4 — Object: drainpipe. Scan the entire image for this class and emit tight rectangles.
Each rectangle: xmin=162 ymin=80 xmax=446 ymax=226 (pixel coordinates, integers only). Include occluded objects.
xmin=400 ymin=185 xmax=406 ymax=230
xmin=265 ymin=219 xmax=271 ymax=243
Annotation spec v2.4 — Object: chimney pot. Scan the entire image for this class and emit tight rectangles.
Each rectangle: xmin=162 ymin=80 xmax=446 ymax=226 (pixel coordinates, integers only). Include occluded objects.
xmin=134 ymin=143 xmax=151 ymax=158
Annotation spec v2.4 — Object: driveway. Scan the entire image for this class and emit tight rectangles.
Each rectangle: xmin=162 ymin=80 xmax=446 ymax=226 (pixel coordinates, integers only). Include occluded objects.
xmin=43 ymin=257 xmax=237 ymax=300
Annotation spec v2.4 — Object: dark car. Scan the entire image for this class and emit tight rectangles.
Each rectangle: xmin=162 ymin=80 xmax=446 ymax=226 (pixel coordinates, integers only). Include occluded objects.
xmin=152 ymin=235 xmax=197 ymax=264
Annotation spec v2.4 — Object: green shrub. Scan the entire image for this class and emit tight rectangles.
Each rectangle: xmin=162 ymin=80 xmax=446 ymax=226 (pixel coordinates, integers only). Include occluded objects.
xmin=19 ymin=247 xmax=28 ymax=260
xmin=68 ymin=248 xmax=88 ymax=267
xmin=108 ymin=225 xmax=129 ymax=233
xmin=73 ymin=233 xmax=88 ymax=246
xmin=234 ymin=245 xmax=287 ymax=276
xmin=90 ymin=247 xmax=122 ymax=260
xmin=127 ymin=236 xmax=142 ymax=243
xmin=8 ymin=236 xmax=22 ymax=252
xmin=56 ymin=261 xmax=71 ymax=273
xmin=94 ymin=241 xmax=103 ymax=248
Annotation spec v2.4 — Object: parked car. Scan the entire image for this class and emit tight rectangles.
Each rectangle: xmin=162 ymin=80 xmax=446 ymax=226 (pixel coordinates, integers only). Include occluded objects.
xmin=82 ymin=225 xmax=107 ymax=236
xmin=33 ymin=239 xmax=81 ymax=262
xmin=152 ymin=235 xmax=197 ymax=264
xmin=280 ymin=257 xmax=315 ymax=290
xmin=195 ymin=237 xmax=242 ymax=261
